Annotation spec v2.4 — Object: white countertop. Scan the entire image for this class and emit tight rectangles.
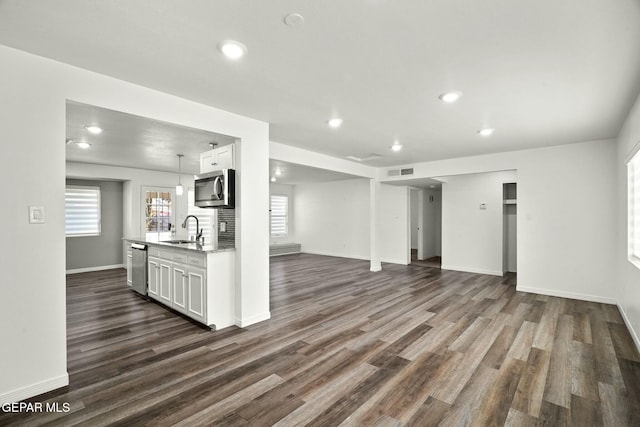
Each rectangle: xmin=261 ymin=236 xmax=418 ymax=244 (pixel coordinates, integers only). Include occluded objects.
xmin=124 ymin=237 xmax=235 ymax=253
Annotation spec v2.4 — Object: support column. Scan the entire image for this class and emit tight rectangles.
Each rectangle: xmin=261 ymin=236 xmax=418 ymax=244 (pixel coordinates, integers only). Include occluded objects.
xmin=370 ymin=179 xmax=381 ymax=272
xmin=235 ymin=134 xmax=271 ymax=327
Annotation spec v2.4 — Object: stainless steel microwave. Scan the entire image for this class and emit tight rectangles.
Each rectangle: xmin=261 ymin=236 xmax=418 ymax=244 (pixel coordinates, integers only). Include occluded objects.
xmin=194 ymin=169 xmax=235 ymax=208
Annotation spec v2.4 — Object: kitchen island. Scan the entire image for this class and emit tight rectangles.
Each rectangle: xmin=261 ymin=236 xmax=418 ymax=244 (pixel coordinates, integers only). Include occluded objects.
xmin=124 ymin=237 xmax=235 ymax=330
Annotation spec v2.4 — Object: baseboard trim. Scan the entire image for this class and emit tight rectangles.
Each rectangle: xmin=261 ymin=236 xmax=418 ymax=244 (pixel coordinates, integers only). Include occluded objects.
xmin=516 ymin=285 xmax=617 ymax=305
xmin=1 ymin=373 xmax=69 ymax=404
xmin=441 ymin=265 xmax=503 ymax=277
xmin=618 ymin=303 xmax=640 ymax=354
xmin=269 ymin=251 xmax=300 ymax=257
xmin=235 ymin=312 xmax=271 ymax=328
xmin=381 ymin=258 xmax=410 ymax=266
xmin=66 ymin=264 xmax=124 ymax=274
xmin=302 ymin=250 xmax=370 ymax=261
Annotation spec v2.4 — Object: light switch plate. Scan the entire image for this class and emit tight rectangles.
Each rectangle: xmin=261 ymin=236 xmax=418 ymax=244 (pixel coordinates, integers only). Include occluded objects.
xmin=29 ymin=205 xmax=46 ymax=224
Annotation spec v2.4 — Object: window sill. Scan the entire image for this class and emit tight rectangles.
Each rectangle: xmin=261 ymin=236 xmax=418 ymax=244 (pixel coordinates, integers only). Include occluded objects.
xmin=629 ymin=255 xmax=640 ymax=271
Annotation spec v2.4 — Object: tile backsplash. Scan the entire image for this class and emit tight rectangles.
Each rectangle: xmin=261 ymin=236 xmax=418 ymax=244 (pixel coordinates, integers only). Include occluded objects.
xmin=218 ymin=209 xmax=235 ymax=246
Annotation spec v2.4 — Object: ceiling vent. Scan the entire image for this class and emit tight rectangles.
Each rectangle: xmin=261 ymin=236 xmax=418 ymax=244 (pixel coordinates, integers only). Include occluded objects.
xmin=387 ymin=167 xmax=414 ymax=177
xmin=346 ymin=153 xmax=382 ymax=162
xmin=401 ymin=168 xmax=414 ymax=175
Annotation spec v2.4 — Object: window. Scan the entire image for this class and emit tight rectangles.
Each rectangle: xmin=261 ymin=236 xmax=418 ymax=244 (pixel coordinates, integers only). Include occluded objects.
xmin=270 ymin=195 xmax=288 ymax=236
xmin=629 ymin=146 xmax=640 ymax=268
xmin=187 ymin=188 xmax=215 ymax=241
xmin=143 ymin=188 xmax=174 ymax=241
xmin=65 ymin=185 xmax=101 ymax=236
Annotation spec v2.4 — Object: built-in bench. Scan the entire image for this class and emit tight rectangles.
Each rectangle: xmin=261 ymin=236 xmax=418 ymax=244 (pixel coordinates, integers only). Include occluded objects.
xmin=269 ymin=243 xmax=301 ymax=257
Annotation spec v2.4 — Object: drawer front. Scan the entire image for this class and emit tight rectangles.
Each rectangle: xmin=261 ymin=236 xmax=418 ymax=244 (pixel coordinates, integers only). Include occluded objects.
xmin=188 ymin=253 xmax=206 ymax=268
xmin=158 ymin=249 xmax=175 ymax=260
xmin=172 ymin=252 xmax=188 ymax=264
xmin=148 ymin=247 xmax=159 ymax=257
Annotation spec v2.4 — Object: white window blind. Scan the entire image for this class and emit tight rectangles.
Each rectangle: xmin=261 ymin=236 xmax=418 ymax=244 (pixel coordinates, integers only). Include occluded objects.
xmin=270 ymin=195 xmax=288 ymax=236
xmin=629 ymin=149 xmax=640 ymax=267
xmin=187 ymin=189 xmax=215 ymax=241
xmin=65 ymin=185 xmax=101 ymax=237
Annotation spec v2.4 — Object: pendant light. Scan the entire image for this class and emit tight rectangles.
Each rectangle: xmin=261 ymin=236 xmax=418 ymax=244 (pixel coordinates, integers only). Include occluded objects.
xmin=176 ymin=154 xmax=184 ymax=196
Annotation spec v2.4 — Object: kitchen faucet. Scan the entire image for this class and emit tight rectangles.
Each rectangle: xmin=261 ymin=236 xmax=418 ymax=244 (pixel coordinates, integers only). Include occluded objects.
xmin=182 ymin=215 xmax=203 ymax=242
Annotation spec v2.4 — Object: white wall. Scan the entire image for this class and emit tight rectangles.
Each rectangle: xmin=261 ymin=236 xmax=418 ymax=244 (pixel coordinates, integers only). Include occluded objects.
xmin=441 ymin=171 xmax=517 ymax=276
xmin=269 ymin=183 xmax=296 ymax=244
xmin=0 ymin=45 xmax=269 ymax=403
xmin=65 ymin=179 xmax=123 ymax=272
xmin=382 ymin=139 xmax=618 ymax=303
xmin=294 ymin=179 xmax=410 ymax=265
xmin=380 ymin=184 xmax=410 ymax=265
xmin=616 ymin=91 xmax=640 ymax=350
xmin=67 ymin=162 xmax=195 ymax=240
xmin=294 ymin=179 xmax=370 ymax=259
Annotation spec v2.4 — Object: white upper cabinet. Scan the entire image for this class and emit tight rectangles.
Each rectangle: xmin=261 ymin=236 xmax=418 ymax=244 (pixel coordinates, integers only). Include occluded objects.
xmin=200 ymin=144 xmax=235 ymax=173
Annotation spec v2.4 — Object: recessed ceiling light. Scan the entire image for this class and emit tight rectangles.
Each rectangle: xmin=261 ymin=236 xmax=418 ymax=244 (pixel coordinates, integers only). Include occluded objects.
xmin=270 ymin=177 xmax=276 ymax=182
xmin=439 ymin=91 xmax=463 ymax=103
xmin=429 ymin=185 xmax=436 ymax=189
xmin=218 ymin=40 xmax=247 ymax=60
xmin=284 ymin=13 xmax=305 ymax=27
xmin=84 ymin=125 xmax=102 ymax=134
xmin=275 ymin=169 xmax=282 ymax=176
xmin=75 ymin=141 xmax=91 ymax=149
xmin=478 ymin=128 xmax=495 ymax=137
xmin=65 ymin=139 xmax=73 ymax=145
xmin=328 ymin=118 xmax=343 ymax=128
xmin=391 ymin=141 xmax=403 ymax=152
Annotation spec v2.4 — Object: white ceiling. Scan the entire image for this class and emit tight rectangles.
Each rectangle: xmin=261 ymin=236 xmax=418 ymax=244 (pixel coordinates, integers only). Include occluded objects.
xmin=2 ymin=1 xmax=640 ymax=168
xmin=66 ymin=101 xmax=235 ymax=174
xmin=67 ymin=101 xmax=356 ymax=182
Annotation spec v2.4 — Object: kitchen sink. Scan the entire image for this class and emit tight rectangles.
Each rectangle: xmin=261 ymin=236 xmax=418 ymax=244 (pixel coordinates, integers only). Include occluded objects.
xmin=160 ymin=239 xmax=193 ymax=244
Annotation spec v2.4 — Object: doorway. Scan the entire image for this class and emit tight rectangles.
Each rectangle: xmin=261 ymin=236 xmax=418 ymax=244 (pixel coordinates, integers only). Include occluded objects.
xmin=409 ymin=187 xmax=442 ymax=268
xmin=142 ymin=186 xmax=176 ymax=241
xmin=503 ymin=183 xmax=517 ymax=276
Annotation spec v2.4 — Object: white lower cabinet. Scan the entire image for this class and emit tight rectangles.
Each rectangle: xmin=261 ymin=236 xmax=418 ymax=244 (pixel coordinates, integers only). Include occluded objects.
xmin=126 ymin=249 xmax=133 ymax=287
xmin=147 ymin=247 xmax=209 ymax=325
xmin=148 ymin=256 xmax=160 ymax=299
xmin=187 ymin=267 xmax=206 ymax=323
xmin=158 ymin=260 xmax=172 ymax=305
xmin=171 ymin=262 xmax=188 ymax=315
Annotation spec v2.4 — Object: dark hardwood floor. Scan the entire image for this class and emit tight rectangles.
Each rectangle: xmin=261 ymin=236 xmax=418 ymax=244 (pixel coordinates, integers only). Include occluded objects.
xmin=410 ymin=250 xmax=442 ymax=269
xmin=2 ymin=253 xmax=639 ymax=426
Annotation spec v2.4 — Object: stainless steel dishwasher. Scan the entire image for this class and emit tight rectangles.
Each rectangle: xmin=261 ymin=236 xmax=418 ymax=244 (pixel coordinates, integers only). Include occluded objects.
xmin=130 ymin=243 xmax=148 ymax=296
